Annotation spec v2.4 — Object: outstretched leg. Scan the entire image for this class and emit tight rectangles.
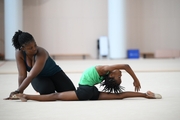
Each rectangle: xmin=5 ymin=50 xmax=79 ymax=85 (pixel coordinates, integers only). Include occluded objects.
xmin=16 ymin=91 xmax=78 ymax=102
xmin=98 ymin=91 xmax=162 ymax=100
xmin=15 ymin=90 xmax=161 ymax=102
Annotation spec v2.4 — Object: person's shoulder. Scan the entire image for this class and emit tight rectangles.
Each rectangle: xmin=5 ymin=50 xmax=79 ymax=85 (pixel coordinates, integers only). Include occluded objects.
xmin=37 ymin=46 xmax=46 ymax=51
xmin=37 ymin=47 xmax=48 ymax=54
xmin=15 ymin=50 xmax=24 ymax=60
xmin=36 ymin=46 xmax=49 ymax=58
xmin=96 ymin=65 xmax=109 ymax=75
xmin=15 ymin=50 xmax=23 ymax=56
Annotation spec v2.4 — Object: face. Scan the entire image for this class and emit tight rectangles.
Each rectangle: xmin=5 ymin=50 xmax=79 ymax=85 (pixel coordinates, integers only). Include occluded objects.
xmin=22 ymin=40 xmax=38 ymax=55
xmin=109 ymin=70 xmax=122 ymax=85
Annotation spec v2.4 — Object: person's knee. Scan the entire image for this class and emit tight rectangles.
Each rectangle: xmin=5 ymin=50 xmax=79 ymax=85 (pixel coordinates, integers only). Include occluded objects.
xmin=37 ymin=85 xmax=55 ymax=95
xmin=31 ymin=77 xmax=55 ymax=94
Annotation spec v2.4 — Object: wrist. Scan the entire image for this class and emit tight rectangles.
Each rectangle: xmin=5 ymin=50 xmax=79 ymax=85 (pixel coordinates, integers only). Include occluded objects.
xmin=15 ymin=90 xmax=20 ymax=93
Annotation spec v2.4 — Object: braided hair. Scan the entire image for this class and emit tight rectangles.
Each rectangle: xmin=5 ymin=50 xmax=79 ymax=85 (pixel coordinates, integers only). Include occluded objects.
xmin=100 ymin=74 xmax=124 ymax=93
xmin=12 ymin=30 xmax=34 ymax=50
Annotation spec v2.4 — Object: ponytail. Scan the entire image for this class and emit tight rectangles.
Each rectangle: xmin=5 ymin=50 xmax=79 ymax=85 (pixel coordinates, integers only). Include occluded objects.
xmin=100 ymin=74 xmax=125 ymax=93
xmin=12 ymin=30 xmax=23 ymax=50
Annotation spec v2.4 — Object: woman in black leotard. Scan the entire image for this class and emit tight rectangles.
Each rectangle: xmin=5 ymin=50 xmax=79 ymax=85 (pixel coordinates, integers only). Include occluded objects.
xmin=5 ymin=30 xmax=75 ymax=99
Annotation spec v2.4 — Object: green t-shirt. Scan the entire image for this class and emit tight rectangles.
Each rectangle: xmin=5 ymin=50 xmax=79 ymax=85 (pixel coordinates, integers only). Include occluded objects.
xmin=79 ymin=66 xmax=104 ymax=86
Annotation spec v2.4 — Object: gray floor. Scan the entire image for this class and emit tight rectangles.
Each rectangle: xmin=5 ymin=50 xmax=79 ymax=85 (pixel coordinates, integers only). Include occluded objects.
xmin=0 ymin=59 xmax=180 ymax=120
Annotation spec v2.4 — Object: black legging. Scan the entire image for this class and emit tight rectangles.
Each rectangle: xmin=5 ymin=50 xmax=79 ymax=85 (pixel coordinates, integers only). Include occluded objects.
xmin=31 ymin=70 xmax=76 ymax=95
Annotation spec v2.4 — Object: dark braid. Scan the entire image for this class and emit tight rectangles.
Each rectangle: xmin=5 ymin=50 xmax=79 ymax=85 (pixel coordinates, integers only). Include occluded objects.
xmin=100 ymin=74 xmax=124 ymax=93
xmin=12 ymin=30 xmax=34 ymax=50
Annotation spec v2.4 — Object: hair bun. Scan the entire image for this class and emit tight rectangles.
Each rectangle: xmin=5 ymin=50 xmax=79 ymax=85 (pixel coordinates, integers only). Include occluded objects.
xmin=18 ymin=30 xmax=23 ymax=36
xmin=12 ymin=30 xmax=23 ymax=50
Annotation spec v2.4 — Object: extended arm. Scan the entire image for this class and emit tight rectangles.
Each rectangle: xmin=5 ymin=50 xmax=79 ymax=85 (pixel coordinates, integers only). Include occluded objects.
xmin=97 ymin=64 xmax=141 ymax=91
xmin=16 ymin=49 xmax=48 ymax=93
xmin=15 ymin=51 xmax=27 ymax=92
xmin=100 ymin=64 xmax=137 ymax=78
xmin=111 ymin=64 xmax=139 ymax=82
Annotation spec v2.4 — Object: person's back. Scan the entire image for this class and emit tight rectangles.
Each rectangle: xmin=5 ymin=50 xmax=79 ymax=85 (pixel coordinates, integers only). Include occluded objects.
xmin=79 ymin=66 xmax=104 ymax=86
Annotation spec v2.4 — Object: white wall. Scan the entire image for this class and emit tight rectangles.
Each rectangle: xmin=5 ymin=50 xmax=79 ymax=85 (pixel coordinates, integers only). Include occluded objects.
xmin=23 ymin=0 xmax=108 ymax=59
xmin=0 ymin=0 xmax=180 ymax=59
xmin=141 ymin=0 xmax=180 ymax=53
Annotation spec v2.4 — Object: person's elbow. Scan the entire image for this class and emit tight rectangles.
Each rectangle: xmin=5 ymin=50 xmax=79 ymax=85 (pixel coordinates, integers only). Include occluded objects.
xmin=123 ymin=64 xmax=130 ymax=69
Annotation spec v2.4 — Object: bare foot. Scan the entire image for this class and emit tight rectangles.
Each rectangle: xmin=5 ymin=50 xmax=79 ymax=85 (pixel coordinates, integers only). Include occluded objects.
xmin=146 ymin=91 xmax=162 ymax=99
xmin=16 ymin=94 xmax=27 ymax=102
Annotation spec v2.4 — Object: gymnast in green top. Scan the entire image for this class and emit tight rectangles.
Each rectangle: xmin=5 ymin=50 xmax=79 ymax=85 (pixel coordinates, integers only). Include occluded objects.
xmin=9 ymin=64 xmax=162 ymax=102
xmin=79 ymin=66 xmax=105 ymax=86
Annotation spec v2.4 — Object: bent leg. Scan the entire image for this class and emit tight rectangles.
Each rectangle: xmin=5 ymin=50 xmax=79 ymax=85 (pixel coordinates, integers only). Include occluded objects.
xmin=51 ymin=70 xmax=76 ymax=92
xmin=16 ymin=91 xmax=79 ymax=102
xmin=98 ymin=91 xmax=151 ymax=100
xmin=31 ymin=77 xmax=55 ymax=95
